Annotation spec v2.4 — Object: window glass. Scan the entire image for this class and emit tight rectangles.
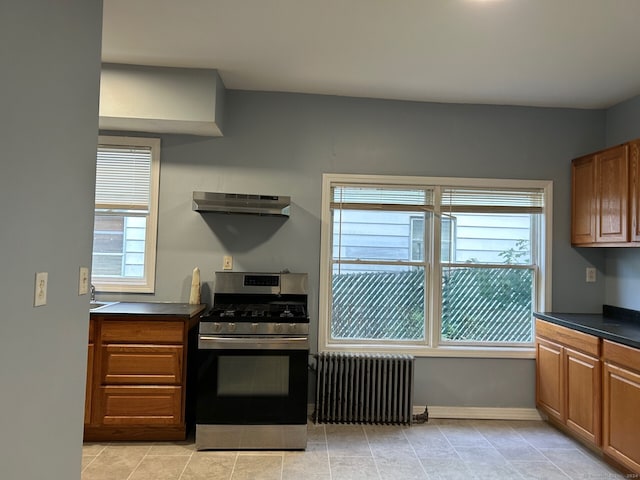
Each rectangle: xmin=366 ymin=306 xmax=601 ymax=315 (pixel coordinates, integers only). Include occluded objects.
xmin=92 ymin=136 xmax=160 ymax=293
xmin=329 ymin=185 xmax=432 ymax=343
xmin=320 ymin=175 xmax=550 ymax=355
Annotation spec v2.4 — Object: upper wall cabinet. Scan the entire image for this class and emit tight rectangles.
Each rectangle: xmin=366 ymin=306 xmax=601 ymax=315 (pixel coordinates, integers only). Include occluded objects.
xmin=571 ymin=139 xmax=640 ymax=246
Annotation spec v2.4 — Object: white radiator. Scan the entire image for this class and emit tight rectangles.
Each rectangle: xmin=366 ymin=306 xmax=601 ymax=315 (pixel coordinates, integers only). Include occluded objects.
xmin=314 ymin=352 xmax=414 ymax=425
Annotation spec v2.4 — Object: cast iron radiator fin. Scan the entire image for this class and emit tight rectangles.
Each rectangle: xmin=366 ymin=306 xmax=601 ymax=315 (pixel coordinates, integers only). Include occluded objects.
xmin=313 ymin=352 xmax=414 ymax=425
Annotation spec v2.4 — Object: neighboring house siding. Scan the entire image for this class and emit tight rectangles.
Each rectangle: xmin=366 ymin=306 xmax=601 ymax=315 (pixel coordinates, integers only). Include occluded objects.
xmin=334 ymin=212 xmax=530 ymax=268
xmin=453 ymin=214 xmax=530 ymax=263
xmin=333 ymin=211 xmax=413 ymax=268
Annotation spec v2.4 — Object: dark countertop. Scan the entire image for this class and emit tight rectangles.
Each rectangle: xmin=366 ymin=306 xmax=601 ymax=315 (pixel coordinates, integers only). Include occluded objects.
xmin=534 ymin=305 xmax=640 ymax=349
xmin=90 ymin=302 xmax=207 ymax=318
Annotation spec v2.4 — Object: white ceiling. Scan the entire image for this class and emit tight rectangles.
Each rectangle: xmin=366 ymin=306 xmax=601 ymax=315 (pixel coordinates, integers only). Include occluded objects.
xmin=102 ymin=0 xmax=640 ymax=109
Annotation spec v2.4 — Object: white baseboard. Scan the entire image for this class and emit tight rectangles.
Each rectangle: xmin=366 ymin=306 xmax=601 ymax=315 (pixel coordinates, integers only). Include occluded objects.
xmin=413 ymin=405 xmax=543 ymax=421
xmin=309 ymin=404 xmax=542 ymax=421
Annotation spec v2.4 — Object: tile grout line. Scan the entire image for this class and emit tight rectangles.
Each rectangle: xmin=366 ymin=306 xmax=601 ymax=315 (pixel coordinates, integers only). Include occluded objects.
xmin=474 ymin=422 xmax=527 ymax=480
xmin=401 ymin=424 xmax=431 ymax=479
xmin=124 ymin=444 xmax=153 ymax=480
xmin=228 ymin=451 xmax=239 ymax=480
xmin=323 ymin=424 xmax=334 ymax=480
xmin=81 ymin=443 xmax=107 ymax=474
xmin=503 ymin=423 xmax=579 ymax=479
xmin=176 ymin=447 xmax=195 ymax=480
xmin=80 ymin=455 xmax=98 ymax=474
xmin=362 ymin=425 xmax=377 ymax=480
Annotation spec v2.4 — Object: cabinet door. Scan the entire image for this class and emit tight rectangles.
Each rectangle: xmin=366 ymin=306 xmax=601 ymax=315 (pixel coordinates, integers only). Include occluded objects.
xmin=536 ymin=337 xmax=564 ymax=422
xmin=603 ymin=362 xmax=640 ymax=472
xmin=85 ymin=319 xmax=95 ymax=425
xmin=603 ymin=340 xmax=640 ymax=473
xmin=85 ymin=343 xmax=94 ymax=425
xmin=565 ymin=347 xmax=601 ymax=446
xmin=630 ymin=140 xmax=640 ymax=242
xmin=572 ymin=155 xmax=596 ymax=244
xmin=596 ymin=145 xmax=629 ymax=243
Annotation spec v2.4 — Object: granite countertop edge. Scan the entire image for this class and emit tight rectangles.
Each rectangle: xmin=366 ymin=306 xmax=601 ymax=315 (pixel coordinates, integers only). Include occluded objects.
xmin=534 ymin=305 xmax=640 ymax=350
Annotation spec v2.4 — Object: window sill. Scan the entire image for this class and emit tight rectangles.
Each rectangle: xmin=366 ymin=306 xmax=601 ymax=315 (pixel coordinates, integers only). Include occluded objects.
xmin=320 ymin=344 xmax=536 ymax=359
xmin=92 ymin=282 xmax=155 ymax=294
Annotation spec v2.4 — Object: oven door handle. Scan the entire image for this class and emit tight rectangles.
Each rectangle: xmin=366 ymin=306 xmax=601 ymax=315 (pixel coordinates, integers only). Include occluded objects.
xmin=198 ymin=335 xmax=309 ymax=350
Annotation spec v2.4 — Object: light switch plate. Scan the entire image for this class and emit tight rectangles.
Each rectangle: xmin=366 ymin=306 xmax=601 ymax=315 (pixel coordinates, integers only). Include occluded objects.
xmin=34 ymin=272 xmax=48 ymax=307
xmin=223 ymin=255 xmax=233 ymax=270
xmin=586 ymin=267 xmax=596 ymax=283
xmin=79 ymin=266 xmax=89 ymax=295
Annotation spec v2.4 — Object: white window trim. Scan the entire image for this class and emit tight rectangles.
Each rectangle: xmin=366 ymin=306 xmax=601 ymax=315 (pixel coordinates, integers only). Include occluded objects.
xmin=93 ymin=135 xmax=160 ymax=293
xmin=319 ymin=173 xmax=553 ymax=359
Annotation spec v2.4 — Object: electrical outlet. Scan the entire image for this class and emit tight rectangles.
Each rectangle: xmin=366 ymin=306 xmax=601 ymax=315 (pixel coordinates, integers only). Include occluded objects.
xmin=34 ymin=272 xmax=48 ymax=307
xmin=79 ymin=267 xmax=89 ymax=295
xmin=223 ymin=255 xmax=233 ymax=270
xmin=586 ymin=267 xmax=596 ymax=283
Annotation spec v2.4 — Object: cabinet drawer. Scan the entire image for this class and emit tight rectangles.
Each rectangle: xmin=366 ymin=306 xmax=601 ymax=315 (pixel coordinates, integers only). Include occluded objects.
xmin=535 ymin=319 xmax=600 ymax=356
xmin=99 ymin=386 xmax=182 ymax=425
xmin=101 ymin=320 xmax=184 ymax=344
xmin=603 ymin=340 xmax=640 ymax=372
xmin=101 ymin=345 xmax=183 ymax=385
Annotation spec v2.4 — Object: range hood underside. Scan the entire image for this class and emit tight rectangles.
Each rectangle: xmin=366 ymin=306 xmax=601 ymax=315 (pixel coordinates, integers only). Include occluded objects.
xmin=192 ymin=192 xmax=291 ymax=217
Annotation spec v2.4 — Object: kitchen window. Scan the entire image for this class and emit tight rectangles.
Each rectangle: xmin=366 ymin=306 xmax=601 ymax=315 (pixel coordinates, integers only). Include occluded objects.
xmin=318 ymin=174 xmax=552 ymax=357
xmin=92 ymin=136 xmax=160 ymax=293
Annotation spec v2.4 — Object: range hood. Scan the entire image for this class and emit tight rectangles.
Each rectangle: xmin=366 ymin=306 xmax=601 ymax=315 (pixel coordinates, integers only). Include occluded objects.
xmin=192 ymin=192 xmax=291 ymax=217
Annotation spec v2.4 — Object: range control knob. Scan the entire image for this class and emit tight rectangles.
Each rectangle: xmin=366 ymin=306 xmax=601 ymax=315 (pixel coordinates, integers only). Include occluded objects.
xmin=228 ymin=322 xmax=236 ymax=333
xmin=251 ymin=323 xmax=259 ymax=333
xmin=288 ymin=323 xmax=297 ymax=333
xmin=213 ymin=322 xmax=222 ymax=333
xmin=274 ymin=323 xmax=283 ymax=333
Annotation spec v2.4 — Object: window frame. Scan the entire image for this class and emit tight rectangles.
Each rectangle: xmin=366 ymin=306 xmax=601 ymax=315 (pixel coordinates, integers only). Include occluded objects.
xmin=319 ymin=173 xmax=553 ymax=358
xmin=92 ymin=135 xmax=161 ymax=293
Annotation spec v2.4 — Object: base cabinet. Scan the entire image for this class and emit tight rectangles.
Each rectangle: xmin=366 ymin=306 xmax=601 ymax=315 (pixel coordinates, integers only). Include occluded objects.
xmin=603 ymin=340 xmax=640 ymax=473
xmin=84 ymin=320 xmax=95 ymax=425
xmin=536 ymin=319 xmax=640 ymax=476
xmin=84 ymin=308 xmax=204 ymax=441
xmin=535 ymin=319 xmax=601 ymax=447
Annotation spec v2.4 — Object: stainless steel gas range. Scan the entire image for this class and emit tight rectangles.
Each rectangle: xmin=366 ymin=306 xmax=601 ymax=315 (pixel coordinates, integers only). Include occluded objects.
xmin=195 ymin=271 xmax=309 ymax=450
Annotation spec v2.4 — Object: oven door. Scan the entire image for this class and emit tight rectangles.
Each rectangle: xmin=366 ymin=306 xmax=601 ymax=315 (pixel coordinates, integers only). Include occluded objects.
xmin=196 ymin=338 xmax=308 ymax=426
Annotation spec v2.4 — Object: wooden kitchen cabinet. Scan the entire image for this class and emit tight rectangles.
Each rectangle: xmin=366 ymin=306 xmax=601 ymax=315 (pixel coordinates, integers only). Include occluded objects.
xmin=571 ymin=154 xmax=597 ymax=244
xmin=535 ymin=319 xmax=601 ymax=447
xmin=630 ymin=140 xmax=640 ymax=242
xmin=571 ymin=140 xmax=640 ymax=246
xmin=84 ymin=303 xmax=205 ymax=441
xmin=602 ymin=340 xmax=640 ymax=473
xmin=84 ymin=319 xmax=95 ymax=425
xmin=535 ymin=335 xmax=563 ymax=422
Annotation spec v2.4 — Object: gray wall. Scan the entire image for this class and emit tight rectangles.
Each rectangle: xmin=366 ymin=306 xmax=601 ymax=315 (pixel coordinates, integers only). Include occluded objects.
xmin=604 ymin=95 xmax=640 ymax=310
xmin=101 ymin=91 xmax=608 ymax=408
xmin=0 ymin=1 xmax=102 ymax=479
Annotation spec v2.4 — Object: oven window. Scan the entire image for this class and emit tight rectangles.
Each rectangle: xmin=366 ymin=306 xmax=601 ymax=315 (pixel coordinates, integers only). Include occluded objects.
xmin=217 ymin=356 xmax=289 ymax=396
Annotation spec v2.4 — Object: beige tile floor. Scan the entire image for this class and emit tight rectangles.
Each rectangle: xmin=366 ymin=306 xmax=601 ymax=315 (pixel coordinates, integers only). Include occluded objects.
xmin=82 ymin=419 xmax=626 ymax=480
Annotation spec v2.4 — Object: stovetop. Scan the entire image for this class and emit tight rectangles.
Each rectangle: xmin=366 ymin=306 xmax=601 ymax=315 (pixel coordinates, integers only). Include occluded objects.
xmin=203 ymin=303 xmax=308 ymax=321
